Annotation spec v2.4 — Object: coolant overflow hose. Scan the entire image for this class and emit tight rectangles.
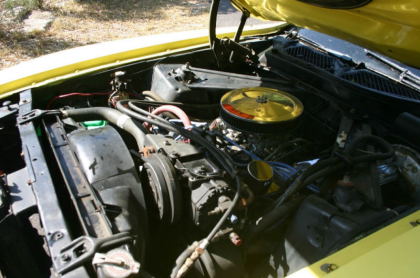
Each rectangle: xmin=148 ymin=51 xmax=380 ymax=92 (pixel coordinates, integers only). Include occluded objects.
xmin=61 ymin=107 xmax=147 ymax=150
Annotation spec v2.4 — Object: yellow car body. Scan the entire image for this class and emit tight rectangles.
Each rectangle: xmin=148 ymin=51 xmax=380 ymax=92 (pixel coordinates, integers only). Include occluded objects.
xmin=0 ymin=24 xmax=282 ymax=98
xmin=2 ymin=0 xmax=420 ymax=98
xmin=290 ymin=210 xmax=420 ymax=277
xmin=0 ymin=1 xmax=419 ymax=277
xmin=232 ymin=0 xmax=420 ymax=68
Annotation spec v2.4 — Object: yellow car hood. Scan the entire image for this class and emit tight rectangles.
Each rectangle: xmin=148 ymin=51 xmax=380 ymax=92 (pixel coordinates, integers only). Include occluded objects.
xmin=232 ymin=0 xmax=420 ymax=68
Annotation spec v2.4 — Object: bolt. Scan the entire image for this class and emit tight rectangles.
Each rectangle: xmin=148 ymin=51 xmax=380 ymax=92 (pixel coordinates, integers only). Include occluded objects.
xmin=409 ymin=219 xmax=420 ymax=227
xmin=320 ymin=263 xmax=338 ymax=273
xmin=61 ymin=254 xmax=71 ymax=262
xmin=169 ymin=151 xmax=179 ymax=158
xmin=164 ymin=140 xmax=171 ymax=146
xmin=114 ymin=71 xmax=125 ymax=77
xmin=199 ymin=165 xmax=207 ymax=171
xmin=194 ymin=166 xmax=207 ymax=175
xmin=53 ymin=231 xmax=64 ymax=241
xmin=2 ymin=101 xmax=12 ymax=110
xmin=218 ymin=196 xmax=229 ymax=203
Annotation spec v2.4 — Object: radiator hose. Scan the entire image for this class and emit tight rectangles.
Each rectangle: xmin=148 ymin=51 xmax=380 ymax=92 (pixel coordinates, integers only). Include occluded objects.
xmin=62 ymin=107 xmax=147 ymax=150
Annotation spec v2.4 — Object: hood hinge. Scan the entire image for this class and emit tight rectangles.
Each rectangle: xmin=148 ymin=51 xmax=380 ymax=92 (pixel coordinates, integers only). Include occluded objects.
xmin=209 ymin=0 xmax=258 ymax=68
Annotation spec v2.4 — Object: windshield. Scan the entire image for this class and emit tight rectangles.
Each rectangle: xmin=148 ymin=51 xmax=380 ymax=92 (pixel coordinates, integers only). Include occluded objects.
xmin=0 ymin=0 xmax=268 ymax=70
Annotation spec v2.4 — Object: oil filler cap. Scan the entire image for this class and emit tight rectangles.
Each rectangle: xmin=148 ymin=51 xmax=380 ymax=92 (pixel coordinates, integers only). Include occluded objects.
xmin=220 ymin=87 xmax=303 ymax=133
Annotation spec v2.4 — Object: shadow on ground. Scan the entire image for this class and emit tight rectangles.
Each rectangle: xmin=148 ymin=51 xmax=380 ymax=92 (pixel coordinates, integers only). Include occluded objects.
xmin=46 ymin=0 xmax=211 ymax=22
xmin=0 ymin=24 xmax=83 ymax=59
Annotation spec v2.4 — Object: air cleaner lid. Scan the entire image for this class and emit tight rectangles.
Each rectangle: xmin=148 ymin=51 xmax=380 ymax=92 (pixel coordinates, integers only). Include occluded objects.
xmin=220 ymin=87 xmax=303 ymax=133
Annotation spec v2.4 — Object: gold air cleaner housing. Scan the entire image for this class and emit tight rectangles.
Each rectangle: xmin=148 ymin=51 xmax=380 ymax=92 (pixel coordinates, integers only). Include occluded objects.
xmin=220 ymin=87 xmax=304 ymax=133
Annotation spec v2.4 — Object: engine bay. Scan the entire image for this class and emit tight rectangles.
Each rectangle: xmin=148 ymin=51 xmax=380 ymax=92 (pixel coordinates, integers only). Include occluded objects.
xmin=0 ymin=28 xmax=420 ymax=278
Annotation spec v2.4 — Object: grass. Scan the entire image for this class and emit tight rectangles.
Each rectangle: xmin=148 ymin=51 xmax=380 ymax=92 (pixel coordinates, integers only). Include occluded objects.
xmin=4 ymin=0 xmax=41 ymax=10
xmin=0 ymin=0 xmax=211 ymax=69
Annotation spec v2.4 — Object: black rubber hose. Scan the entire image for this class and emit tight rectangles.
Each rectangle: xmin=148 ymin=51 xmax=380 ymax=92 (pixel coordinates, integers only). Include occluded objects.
xmin=274 ymin=157 xmax=339 ymax=207
xmin=128 ymin=98 xmax=219 ymax=109
xmin=167 ymin=176 xmax=241 ymax=278
xmin=169 ymin=170 xmax=240 ymax=278
xmin=275 ymin=135 xmax=394 ymax=207
xmin=121 ymin=101 xmax=236 ymax=175
xmin=116 ymin=100 xmax=242 ymax=278
xmin=247 ymin=136 xmax=396 ymax=239
xmin=62 ymin=107 xmax=147 ymax=150
xmin=206 ymin=176 xmax=241 ymax=241
xmin=169 ymin=242 xmax=201 ymax=278
xmin=117 ymin=101 xmax=178 ymax=133
xmin=142 ymin=90 xmax=166 ymax=102
xmin=122 ymin=102 xmax=242 ymax=226
xmin=347 ymin=135 xmax=394 ymax=159
xmin=246 ymin=196 xmax=304 ymax=242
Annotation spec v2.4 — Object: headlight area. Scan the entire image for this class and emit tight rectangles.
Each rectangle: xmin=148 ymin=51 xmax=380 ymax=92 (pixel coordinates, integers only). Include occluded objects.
xmin=0 ymin=32 xmax=419 ymax=278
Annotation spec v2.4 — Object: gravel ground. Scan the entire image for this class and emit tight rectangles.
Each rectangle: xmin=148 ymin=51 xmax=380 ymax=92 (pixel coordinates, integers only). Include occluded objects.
xmin=0 ymin=0 xmax=269 ymax=70
xmin=0 ymin=0 xmax=211 ymax=69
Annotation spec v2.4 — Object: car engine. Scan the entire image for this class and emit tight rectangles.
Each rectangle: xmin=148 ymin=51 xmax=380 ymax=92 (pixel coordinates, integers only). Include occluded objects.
xmin=0 ymin=30 xmax=419 ymax=278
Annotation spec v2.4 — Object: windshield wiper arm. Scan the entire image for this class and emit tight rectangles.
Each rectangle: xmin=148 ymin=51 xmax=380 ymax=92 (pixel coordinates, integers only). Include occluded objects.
xmin=366 ymin=50 xmax=420 ymax=91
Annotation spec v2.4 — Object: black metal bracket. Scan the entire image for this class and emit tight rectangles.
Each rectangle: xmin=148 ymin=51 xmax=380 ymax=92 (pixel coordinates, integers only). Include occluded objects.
xmin=0 ymin=101 xmax=18 ymax=123
xmin=234 ymin=10 xmax=250 ymax=42
xmin=209 ymin=0 xmax=258 ymax=68
xmin=17 ymin=109 xmax=60 ymax=125
xmin=18 ymin=90 xmax=90 ymax=277
xmin=57 ymin=232 xmax=133 ymax=275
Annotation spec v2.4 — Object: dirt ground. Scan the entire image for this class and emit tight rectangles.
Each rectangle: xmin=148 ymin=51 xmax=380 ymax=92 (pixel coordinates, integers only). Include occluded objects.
xmin=0 ymin=0 xmax=212 ymax=69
